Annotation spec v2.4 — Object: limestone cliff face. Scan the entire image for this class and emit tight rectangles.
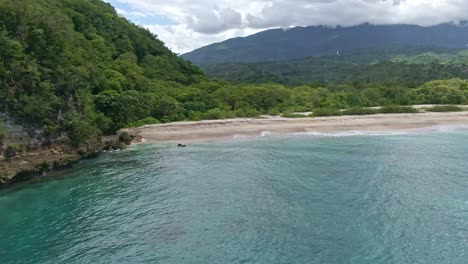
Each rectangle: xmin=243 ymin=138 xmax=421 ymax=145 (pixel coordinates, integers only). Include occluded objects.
xmin=0 ymin=114 xmax=137 ymax=187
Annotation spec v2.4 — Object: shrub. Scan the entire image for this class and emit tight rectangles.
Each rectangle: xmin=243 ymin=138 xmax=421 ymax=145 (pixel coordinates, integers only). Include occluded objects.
xmin=379 ymin=106 xmax=419 ymax=114
xmin=342 ymin=107 xmax=379 ymax=116
xmin=267 ymin=108 xmax=281 ymax=116
xmin=200 ymin=108 xmax=236 ymax=120
xmin=127 ymin=117 xmax=160 ymax=128
xmin=311 ymin=108 xmax=342 ymax=117
xmin=65 ymin=115 xmax=99 ymax=145
xmin=425 ymin=105 xmax=463 ymax=112
xmin=186 ymin=111 xmax=202 ymax=121
xmin=235 ymin=108 xmax=261 ymax=118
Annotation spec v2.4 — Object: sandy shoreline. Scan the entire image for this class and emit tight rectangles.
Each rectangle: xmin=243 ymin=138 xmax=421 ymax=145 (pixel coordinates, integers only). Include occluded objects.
xmin=123 ymin=112 xmax=468 ymax=143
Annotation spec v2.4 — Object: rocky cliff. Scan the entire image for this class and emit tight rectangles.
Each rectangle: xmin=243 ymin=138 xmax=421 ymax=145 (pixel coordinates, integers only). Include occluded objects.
xmin=0 ymin=114 xmax=140 ymax=187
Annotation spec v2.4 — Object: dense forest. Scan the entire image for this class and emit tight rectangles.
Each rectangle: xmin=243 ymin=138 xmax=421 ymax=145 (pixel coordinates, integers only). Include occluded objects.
xmin=201 ymin=56 xmax=468 ymax=85
xmin=1 ymin=0 xmax=468 ymax=147
xmin=0 ymin=0 xmax=204 ymax=143
xmin=200 ymin=47 xmax=468 ymax=85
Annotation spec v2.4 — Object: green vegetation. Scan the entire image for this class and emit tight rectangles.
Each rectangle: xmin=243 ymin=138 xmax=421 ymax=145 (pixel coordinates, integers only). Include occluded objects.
xmin=341 ymin=107 xmax=379 ymax=116
xmin=379 ymin=106 xmax=419 ymax=114
xmin=127 ymin=117 xmax=160 ymax=128
xmin=1 ymin=0 xmax=468 ymax=147
xmin=201 ymin=56 xmax=468 ymax=85
xmin=199 ymin=108 xmax=236 ymax=120
xmin=310 ymin=105 xmax=420 ymax=118
xmin=0 ymin=0 xmax=203 ymax=143
xmin=425 ymin=105 xmax=463 ymax=112
xmin=311 ymin=108 xmax=342 ymax=117
xmin=391 ymin=50 xmax=468 ymax=65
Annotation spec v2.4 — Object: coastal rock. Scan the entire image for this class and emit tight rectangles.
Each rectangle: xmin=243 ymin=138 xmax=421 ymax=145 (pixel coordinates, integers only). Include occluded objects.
xmin=0 ymin=135 xmax=127 ymax=187
xmin=103 ymin=140 xmax=127 ymax=151
xmin=118 ymin=132 xmax=133 ymax=145
xmin=0 ymin=114 xmax=139 ymax=187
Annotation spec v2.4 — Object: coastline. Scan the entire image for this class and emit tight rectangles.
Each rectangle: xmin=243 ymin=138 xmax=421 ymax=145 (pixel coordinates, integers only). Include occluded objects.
xmin=3 ymin=111 xmax=467 ymax=188
xmin=124 ymin=112 xmax=468 ymax=143
xmin=0 ymin=135 xmax=140 ymax=188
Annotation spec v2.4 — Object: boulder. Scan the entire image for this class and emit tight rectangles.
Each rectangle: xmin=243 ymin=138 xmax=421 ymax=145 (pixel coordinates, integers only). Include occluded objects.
xmin=118 ymin=132 xmax=133 ymax=145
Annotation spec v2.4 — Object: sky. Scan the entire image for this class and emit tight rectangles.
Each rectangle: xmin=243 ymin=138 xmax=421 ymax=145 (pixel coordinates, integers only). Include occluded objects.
xmin=105 ymin=0 xmax=468 ymax=54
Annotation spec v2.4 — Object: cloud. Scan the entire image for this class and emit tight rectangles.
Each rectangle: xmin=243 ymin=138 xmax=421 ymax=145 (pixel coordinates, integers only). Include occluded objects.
xmin=105 ymin=0 xmax=468 ymax=53
xmin=187 ymin=8 xmax=242 ymax=34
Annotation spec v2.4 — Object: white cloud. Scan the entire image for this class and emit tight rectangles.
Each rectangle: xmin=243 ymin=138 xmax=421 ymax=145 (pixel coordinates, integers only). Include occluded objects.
xmin=106 ymin=0 xmax=468 ymax=53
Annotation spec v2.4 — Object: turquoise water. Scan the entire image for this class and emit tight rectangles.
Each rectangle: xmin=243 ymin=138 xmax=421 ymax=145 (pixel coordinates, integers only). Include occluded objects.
xmin=1 ymin=131 xmax=468 ymax=263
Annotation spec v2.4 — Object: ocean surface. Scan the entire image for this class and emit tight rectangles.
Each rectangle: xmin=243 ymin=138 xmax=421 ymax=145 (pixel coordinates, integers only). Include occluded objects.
xmin=1 ymin=129 xmax=468 ymax=264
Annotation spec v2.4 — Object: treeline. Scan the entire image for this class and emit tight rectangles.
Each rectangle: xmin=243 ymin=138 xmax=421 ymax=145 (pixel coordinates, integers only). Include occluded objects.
xmin=391 ymin=50 xmax=468 ymax=65
xmin=93 ymin=78 xmax=468 ymax=125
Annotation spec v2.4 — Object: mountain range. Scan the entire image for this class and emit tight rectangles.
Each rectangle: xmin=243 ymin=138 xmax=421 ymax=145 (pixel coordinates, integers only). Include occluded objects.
xmin=182 ymin=23 xmax=468 ymax=65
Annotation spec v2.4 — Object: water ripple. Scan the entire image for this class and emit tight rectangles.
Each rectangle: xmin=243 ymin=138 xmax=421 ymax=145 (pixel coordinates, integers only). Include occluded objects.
xmin=1 ymin=133 xmax=468 ymax=263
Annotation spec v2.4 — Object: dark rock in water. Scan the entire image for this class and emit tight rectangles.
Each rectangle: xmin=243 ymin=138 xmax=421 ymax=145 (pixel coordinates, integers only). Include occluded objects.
xmin=77 ymin=139 xmax=105 ymax=158
xmin=103 ymin=140 xmax=127 ymax=151
xmin=119 ymin=132 xmax=133 ymax=145
xmin=177 ymin=144 xmax=186 ymax=147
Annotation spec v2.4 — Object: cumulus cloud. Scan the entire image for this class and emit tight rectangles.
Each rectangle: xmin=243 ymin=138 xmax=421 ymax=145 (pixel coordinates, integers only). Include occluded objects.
xmin=106 ymin=0 xmax=468 ymax=53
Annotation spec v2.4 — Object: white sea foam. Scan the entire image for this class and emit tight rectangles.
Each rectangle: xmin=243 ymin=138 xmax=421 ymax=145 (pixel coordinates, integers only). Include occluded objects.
xmin=228 ymin=125 xmax=468 ymax=142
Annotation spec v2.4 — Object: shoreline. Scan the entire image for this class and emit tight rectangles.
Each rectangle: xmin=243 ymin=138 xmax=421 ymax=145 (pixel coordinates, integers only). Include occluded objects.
xmin=2 ymin=112 xmax=467 ymax=189
xmin=0 ymin=136 xmax=139 ymax=188
xmin=124 ymin=112 xmax=468 ymax=143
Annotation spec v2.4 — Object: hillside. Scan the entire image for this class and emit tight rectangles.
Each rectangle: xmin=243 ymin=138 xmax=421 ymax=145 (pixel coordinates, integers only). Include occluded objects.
xmin=0 ymin=0 xmax=204 ymax=140
xmin=201 ymin=54 xmax=468 ymax=85
xmin=0 ymin=0 xmax=208 ymax=183
xmin=182 ymin=23 xmax=468 ymax=65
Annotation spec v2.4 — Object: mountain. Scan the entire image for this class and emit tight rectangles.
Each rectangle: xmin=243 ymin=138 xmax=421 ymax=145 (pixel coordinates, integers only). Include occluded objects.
xmin=182 ymin=23 xmax=468 ymax=65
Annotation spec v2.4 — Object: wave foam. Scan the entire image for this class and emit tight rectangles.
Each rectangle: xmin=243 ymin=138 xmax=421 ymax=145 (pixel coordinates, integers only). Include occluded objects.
xmin=229 ymin=125 xmax=468 ymax=142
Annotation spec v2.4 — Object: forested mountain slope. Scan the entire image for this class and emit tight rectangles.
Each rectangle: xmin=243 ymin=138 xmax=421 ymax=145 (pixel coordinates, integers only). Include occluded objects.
xmin=201 ymin=54 xmax=468 ymax=85
xmin=182 ymin=23 xmax=468 ymax=65
xmin=0 ymin=0 xmax=204 ymax=142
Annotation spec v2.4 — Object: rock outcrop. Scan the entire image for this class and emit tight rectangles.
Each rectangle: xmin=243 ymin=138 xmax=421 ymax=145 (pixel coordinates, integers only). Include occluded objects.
xmin=0 ymin=115 xmax=141 ymax=187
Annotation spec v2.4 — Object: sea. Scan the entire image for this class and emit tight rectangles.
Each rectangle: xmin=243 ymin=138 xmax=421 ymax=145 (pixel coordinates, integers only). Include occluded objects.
xmin=1 ymin=127 xmax=468 ymax=264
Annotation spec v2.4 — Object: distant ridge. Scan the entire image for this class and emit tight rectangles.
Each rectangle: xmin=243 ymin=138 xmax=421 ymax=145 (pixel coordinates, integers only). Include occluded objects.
xmin=182 ymin=23 xmax=468 ymax=65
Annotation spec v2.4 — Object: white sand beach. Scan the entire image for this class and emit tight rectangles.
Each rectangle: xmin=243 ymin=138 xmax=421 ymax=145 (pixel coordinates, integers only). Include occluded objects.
xmin=123 ymin=111 xmax=468 ymax=143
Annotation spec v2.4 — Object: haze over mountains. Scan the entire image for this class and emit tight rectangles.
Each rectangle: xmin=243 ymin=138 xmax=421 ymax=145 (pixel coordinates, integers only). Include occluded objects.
xmin=182 ymin=23 xmax=468 ymax=65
